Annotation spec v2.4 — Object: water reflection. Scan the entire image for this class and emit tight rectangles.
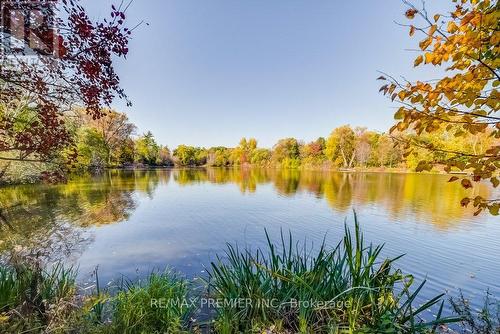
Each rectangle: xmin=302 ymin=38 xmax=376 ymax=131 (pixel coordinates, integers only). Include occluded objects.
xmin=175 ymin=168 xmax=493 ymax=228
xmin=0 ymin=170 xmax=169 ymax=261
xmin=0 ymin=168 xmax=495 ymax=261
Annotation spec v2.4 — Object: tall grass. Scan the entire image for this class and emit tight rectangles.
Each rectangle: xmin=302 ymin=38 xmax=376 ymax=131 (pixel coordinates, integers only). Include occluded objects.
xmin=110 ymin=270 xmax=194 ymax=334
xmin=0 ymin=262 xmax=77 ymax=332
xmin=207 ymin=213 xmax=459 ymax=333
xmin=0 ymin=266 xmax=17 ymax=313
xmin=0 ymin=264 xmax=194 ymax=333
xmin=1 ymin=215 xmax=483 ymax=333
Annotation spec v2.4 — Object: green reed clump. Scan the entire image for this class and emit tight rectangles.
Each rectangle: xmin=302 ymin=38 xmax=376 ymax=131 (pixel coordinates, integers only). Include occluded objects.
xmin=108 ymin=270 xmax=194 ymax=334
xmin=450 ymin=289 xmax=499 ymax=334
xmin=0 ymin=266 xmax=17 ymax=313
xmin=207 ymin=213 xmax=459 ymax=333
xmin=0 ymin=262 xmax=77 ymax=332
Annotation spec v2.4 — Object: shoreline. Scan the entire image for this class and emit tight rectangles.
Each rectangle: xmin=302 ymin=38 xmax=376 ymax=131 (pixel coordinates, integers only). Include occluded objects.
xmin=110 ymin=164 xmax=469 ymax=176
xmin=0 ymin=165 xmax=473 ymax=187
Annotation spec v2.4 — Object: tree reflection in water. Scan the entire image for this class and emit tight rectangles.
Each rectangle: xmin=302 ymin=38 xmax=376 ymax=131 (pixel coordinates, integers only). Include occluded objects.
xmin=0 ymin=169 xmax=170 ymax=263
xmin=0 ymin=168 xmax=495 ymax=263
xmin=174 ymin=168 xmax=494 ymax=227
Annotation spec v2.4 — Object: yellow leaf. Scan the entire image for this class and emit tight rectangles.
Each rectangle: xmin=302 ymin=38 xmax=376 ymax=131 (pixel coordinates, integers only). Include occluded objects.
xmin=428 ymin=25 xmax=437 ymax=36
xmin=414 ymin=55 xmax=423 ymax=67
xmin=434 ymin=14 xmax=440 ymax=22
xmin=419 ymin=37 xmax=432 ymax=50
xmin=491 ymin=177 xmax=499 ymax=188
xmin=394 ymin=108 xmax=405 ymax=120
xmin=398 ymin=91 xmax=406 ymax=101
xmin=0 ymin=314 xmax=9 ymax=324
xmin=424 ymin=53 xmax=434 ymax=64
xmin=447 ymin=21 xmax=458 ymax=33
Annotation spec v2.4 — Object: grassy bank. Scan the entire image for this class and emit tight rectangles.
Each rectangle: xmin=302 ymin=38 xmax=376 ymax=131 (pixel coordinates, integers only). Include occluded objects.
xmin=0 ymin=218 xmax=498 ymax=333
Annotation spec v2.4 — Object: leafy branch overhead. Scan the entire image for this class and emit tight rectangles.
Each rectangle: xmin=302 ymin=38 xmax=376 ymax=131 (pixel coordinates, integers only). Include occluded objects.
xmin=379 ymin=0 xmax=500 ymax=215
xmin=0 ymin=0 xmax=132 ymax=180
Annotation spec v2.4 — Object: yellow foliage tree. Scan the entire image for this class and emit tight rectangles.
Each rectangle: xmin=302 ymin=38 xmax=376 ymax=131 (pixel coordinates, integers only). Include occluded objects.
xmin=379 ymin=0 xmax=499 ymax=215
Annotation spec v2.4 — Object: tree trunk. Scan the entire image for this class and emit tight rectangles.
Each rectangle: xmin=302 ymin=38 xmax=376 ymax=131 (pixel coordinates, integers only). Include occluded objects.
xmin=340 ymin=148 xmax=348 ymax=168
xmin=348 ymin=152 xmax=355 ymax=168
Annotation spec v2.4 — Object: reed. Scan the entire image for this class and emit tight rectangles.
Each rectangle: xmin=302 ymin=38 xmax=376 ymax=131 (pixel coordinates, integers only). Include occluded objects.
xmin=207 ymin=213 xmax=459 ymax=333
xmin=0 ymin=262 xmax=77 ymax=332
xmin=0 ymin=215 xmax=478 ymax=333
xmin=110 ymin=269 xmax=194 ymax=334
xmin=450 ymin=289 xmax=499 ymax=334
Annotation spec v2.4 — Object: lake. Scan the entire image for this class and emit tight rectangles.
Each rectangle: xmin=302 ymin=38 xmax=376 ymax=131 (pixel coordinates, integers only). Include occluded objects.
xmin=0 ymin=168 xmax=498 ymax=312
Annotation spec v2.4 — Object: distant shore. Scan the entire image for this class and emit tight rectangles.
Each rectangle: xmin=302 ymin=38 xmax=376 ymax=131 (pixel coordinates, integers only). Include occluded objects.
xmin=0 ymin=164 xmax=473 ymax=186
xmin=111 ymin=164 xmax=472 ymax=176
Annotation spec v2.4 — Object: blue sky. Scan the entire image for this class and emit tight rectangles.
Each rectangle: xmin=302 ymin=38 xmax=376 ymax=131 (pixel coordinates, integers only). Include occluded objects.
xmin=84 ymin=0 xmax=448 ymax=149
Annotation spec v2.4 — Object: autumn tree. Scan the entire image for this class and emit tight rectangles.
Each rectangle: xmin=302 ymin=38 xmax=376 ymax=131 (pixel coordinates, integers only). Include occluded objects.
xmin=173 ymin=145 xmax=207 ymax=166
xmin=272 ymin=138 xmax=301 ymax=168
xmin=207 ymin=147 xmax=231 ymax=167
xmin=251 ymin=148 xmax=271 ymax=166
xmin=117 ymin=138 xmax=135 ymax=165
xmin=157 ymin=146 xmax=172 ymax=166
xmin=300 ymin=137 xmax=327 ymax=166
xmin=74 ymin=108 xmax=136 ymax=165
xmin=232 ymin=138 xmax=257 ymax=165
xmin=379 ymin=0 xmax=499 ymax=215
xmin=173 ymin=145 xmax=194 ymax=166
xmin=325 ymin=125 xmax=356 ymax=168
xmin=352 ymin=127 xmax=375 ymax=168
xmin=375 ymin=134 xmax=404 ymax=168
xmin=0 ymin=0 xmax=132 ymax=180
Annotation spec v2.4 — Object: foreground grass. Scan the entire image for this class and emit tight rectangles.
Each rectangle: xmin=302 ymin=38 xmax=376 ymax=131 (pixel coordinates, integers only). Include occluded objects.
xmin=109 ymin=271 xmax=194 ymax=333
xmin=0 ymin=262 xmax=77 ymax=333
xmin=0 ymin=217 xmax=497 ymax=333
xmin=208 ymin=215 xmax=456 ymax=333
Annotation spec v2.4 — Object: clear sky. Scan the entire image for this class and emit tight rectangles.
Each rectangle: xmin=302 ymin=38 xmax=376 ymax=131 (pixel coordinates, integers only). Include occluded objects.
xmin=84 ymin=0 xmax=447 ymax=149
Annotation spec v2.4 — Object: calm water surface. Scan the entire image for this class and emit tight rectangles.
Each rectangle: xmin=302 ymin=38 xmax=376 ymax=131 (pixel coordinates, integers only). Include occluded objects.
xmin=0 ymin=168 xmax=498 ymax=311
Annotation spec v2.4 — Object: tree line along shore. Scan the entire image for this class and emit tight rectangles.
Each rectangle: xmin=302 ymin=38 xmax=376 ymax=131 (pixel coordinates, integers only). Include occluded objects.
xmin=0 ymin=107 xmax=492 ymax=184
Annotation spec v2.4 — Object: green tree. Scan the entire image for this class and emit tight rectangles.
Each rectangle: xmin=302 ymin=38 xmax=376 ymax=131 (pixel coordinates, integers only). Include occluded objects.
xmin=207 ymin=147 xmax=231 ymax=167
xmin=173 ymin=145 xmax=207 ymax=166
xmin=251 ymin=148 xmax=272 ymax=166
xmin=135 ymin=132 xmax=160 ymax=165
xmin=75 ymin=128 xmax=108 ymax=170
xmin=74 ymin=108 xmax=136 ymax=166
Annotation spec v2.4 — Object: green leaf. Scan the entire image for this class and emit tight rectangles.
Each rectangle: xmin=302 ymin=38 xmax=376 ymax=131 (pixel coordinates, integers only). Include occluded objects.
xmin=491 ymin=177 xmax=499 ymax=188
xmin=488 ymin=204 xmax=499 ymax=216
